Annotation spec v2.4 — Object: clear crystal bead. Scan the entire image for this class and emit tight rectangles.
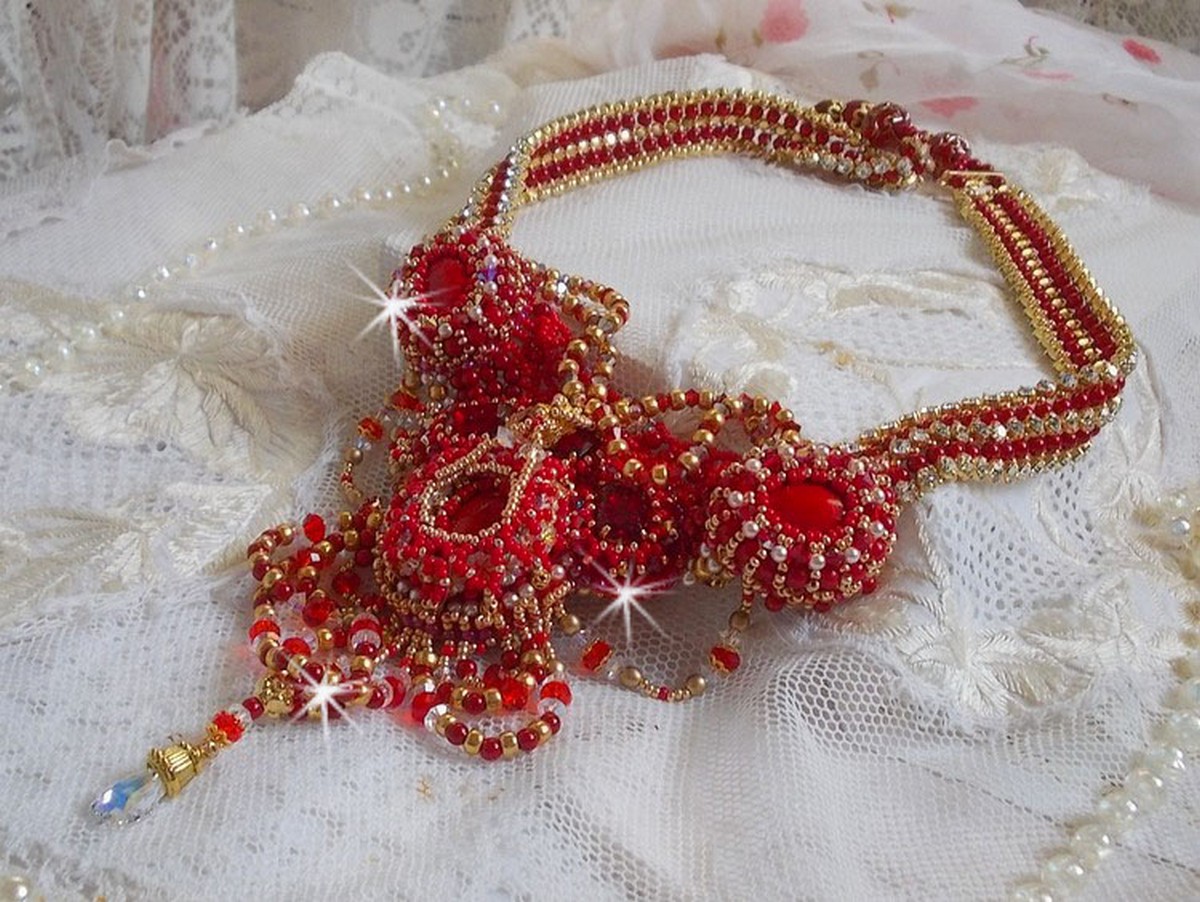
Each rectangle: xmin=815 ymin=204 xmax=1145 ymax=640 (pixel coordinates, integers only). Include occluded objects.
xmin=91 ymin=768 xmax=165 ymax=825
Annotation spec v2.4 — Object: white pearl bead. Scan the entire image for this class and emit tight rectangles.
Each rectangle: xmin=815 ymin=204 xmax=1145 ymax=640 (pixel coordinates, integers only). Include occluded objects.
xmin=202 ymin=236 xmax=221 ymax=255
xmin=287 ymin=202 xmax=312 ymax=224
xmin=106 ymin=307 xmax=127 ymax=324
xmin=72 ymin=322 xmax=98 ymax=344
xmin=1067 ymin=820 xmax=1114 ymax=869
xmin=483 ymin=99 xmax=504 ymax=123
xmin=317 ymin=194 xmax=346 ymax=216
xmin=0 ymin=874 xmax=33 ymax=901
xmin=182 ymin=251 xmax=202 ymax=271
xmin=1168 ymin=517 xmax=1192 ymax=540
xmin=353 ymin=186 xmax=375 ymax=205
xmin=377 ymin=187 xmax=396 ymax=203
xmin=129 ymin=284 xmax=149 ymax=302
xmin=770 ymin=545 xmax=788 ymax=563
xmin=1039 ymin=851 xmax=1086 ymax=895
xmin=226 ymin=222 xmax=252 ymax=242
xmin=257 ymin=208 xmax=281 ymax=231
xmin=153 ymin=264 xmax=172 ymax=282
xmin=741 ymin=521 xmax=759 ymax=539
xmin=21 ymin=357 xmax=45 ymax=379
xmin=48 ymin=339 xmax=74 ymax=362
xmin=1007 ymin=881 xmax=1055 ymax=902
xmin=1122 ymin=767 xmax=1165 ymax=811
xmin=808 ymin=553 xmax=826 ymax=570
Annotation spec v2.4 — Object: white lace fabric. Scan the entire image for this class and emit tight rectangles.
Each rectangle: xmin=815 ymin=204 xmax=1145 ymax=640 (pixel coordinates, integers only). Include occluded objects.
xmin=2 ymin=2 xmax=1200 ymax=900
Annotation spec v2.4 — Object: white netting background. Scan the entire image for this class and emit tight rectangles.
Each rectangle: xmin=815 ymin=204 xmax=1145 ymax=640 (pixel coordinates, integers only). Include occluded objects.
xmin=2 ymin=2 xmax=1200 ymax=900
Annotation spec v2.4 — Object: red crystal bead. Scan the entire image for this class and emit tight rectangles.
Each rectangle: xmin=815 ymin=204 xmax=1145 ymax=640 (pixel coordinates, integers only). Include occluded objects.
xmin=331 ymin=569 xmax=361 ymax=597
xmin=500 ymin=677 xmax=529 ymax=710
xmin=358 ymin=417 xmax=384 ymax=442
xmin=212 ymin=711 xmax=244 ymax=743
xmin=301 ymin=594 xmax=335 ymax=627
xmin=773 ymin=483 xmax=845 ymax=533
xmin=426 ymin=255 xmax=472 ymax=308
xmin=539 ymin=680 xmax=573 ymax=705
xmin=448 ymin=475 xmax=509 ymax=534
xmin=580 ymin=640 xmax=613 ymax=672
xmin=595 ymin=483 xmax=649 ymax=542
xmin=709 ymin=644 xmax=742 ymax=674
xmin=479 ymin=736 xmax=504 ymax=761
xmin=302 ymin=514 xmax=326 ymax=544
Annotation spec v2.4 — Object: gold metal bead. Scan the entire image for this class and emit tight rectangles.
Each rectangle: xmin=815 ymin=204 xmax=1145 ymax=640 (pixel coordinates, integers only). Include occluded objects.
xmin=559 ymin=613 xmax=582 ymax=635
xmin=500 ymin=731 xmax=520 ymax=759
xmin=464 ymin=729 xmax=484 ymax=755
xmin=685 ymin=674 xmax=707 ymax=697
xmin=651 ymin=464 xmax=669 ymax=485
xmin=343 ymin=529 xmax=360 ymax=550
xmin=622 ymin=459 xmax=644 ymax=477
xmin=315 ymin=627 xmax=335 ymax=651
xmin=728 ymin=609 xmax=751 ymax=632
xmin=618 ymin=666 xmax=644 ymax=689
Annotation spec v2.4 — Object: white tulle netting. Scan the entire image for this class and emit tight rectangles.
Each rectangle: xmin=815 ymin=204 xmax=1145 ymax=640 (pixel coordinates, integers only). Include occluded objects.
xmin=2 ymin=3 xmax=1200 ymax=900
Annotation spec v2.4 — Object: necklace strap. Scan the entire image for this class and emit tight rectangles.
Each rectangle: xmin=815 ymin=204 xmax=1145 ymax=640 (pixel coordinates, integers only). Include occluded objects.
xmin=451 ymin=88 xmax=1135 ymax=496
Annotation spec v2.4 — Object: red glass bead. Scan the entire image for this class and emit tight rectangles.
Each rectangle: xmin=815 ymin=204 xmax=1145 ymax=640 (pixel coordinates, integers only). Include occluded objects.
xmin=248 ymin=618 xmax=279 ymax=641
xmin=242 ymin=697 xmax=265 ymax=720
xmin=479 ymin=737 xmax=504 ymax=761
xmin=301 ymin=594 xmax=335 ymax=627
xmin=595 ymin=483 xmax=649 ymax=542
xmin=445 ymin=721 xmax=470 ymax=746
xmin=410 ymin=691 xmax=437 ymax=725
xmin=302 ymin=514 xmax=326 ymax=544
xmin=332 ymin=569 xmax=361 ymax=597
xmin=580 ymin=640 xmax=613 ymax=672
xmin=212 ymin=711 xmax=244 ymax=743
xmin=426 ymin=255 xmax=472 ymax=308
xmin=542 ymin=711 xmax=562 ymax=734
xmin=773 ymin=483 xmax=845 ymax=532
xmin=517 ymin=728 xmax=540 ymax=752
xmin=709 ymin=644 xmax=742 ymax=674
xmin=463 ymin=692 xmax=487 ymax=715
xmin=500 ymin=677 xmax=529 ymax=710
xmin=447 ymin=475 xmax=509 ymax=534
xmin=539 ymin=680 xmax=573 ymax=706
xmin=282 ymin=636 xmax=311 ymax=657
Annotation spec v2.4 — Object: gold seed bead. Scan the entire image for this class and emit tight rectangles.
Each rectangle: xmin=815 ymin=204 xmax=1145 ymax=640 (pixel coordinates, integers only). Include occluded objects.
xmin=435 ymin=712 xmax=455 ymax=736
xmin=534 ymin=721 xmax=553 ymax=741
xmin=500 ymin=731 xmax=520 ymax=759
xmin=260 ymin=568 xmax=283 ymax=589
xmin=484 ymin=687 xmax=503 ymax=712
xmin=521 ymin=650 xmax=546 ymax=667
xmin=315 ymin=627 xmax=335 ymax=651
xmin=464 ymin=729 xmax=484 ymax=756
xmin=314 ymin=540 xmax=334 ymax=558
xmin=277 ymin=525 xmax=296 ymax=544
xmin=351 ymin=654 xmax=375 ymax=674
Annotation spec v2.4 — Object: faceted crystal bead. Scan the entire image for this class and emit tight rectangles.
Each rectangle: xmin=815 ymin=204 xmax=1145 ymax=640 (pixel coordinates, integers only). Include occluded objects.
xmin=91 ymin=768 xmax=166 ymax=824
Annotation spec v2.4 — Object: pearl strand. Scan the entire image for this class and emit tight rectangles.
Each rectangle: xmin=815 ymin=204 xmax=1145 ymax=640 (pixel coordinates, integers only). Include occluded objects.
xmin=1008 ymin=486 xmax=1200 ymax=901
xmin=3 ymin=93 xmax=505 ymax=392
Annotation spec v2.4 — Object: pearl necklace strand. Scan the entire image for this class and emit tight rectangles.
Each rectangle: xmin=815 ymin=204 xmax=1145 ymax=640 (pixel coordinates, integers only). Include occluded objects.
xmin=1 ymin=92 xmax=505 ymax=393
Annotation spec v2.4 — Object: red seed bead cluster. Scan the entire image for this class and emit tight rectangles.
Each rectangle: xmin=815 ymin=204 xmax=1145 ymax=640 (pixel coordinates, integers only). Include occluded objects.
xmin=220 ymin=89 xmax=1134 ymax=767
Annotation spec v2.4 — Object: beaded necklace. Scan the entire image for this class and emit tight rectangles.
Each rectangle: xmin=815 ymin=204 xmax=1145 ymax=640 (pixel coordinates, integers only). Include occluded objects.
xmin=93 ymin=88 xmax=1134 ymax=822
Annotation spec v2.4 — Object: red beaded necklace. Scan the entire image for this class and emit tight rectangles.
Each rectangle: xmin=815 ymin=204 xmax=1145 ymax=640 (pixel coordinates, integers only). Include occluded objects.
xmin=93 ymin=89 xmax=1135 ymax=822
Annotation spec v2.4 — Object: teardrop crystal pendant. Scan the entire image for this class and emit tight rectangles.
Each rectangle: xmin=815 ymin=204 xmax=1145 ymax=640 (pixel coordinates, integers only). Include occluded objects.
xmin=91 ymin=768 xmax=166 ymax=824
